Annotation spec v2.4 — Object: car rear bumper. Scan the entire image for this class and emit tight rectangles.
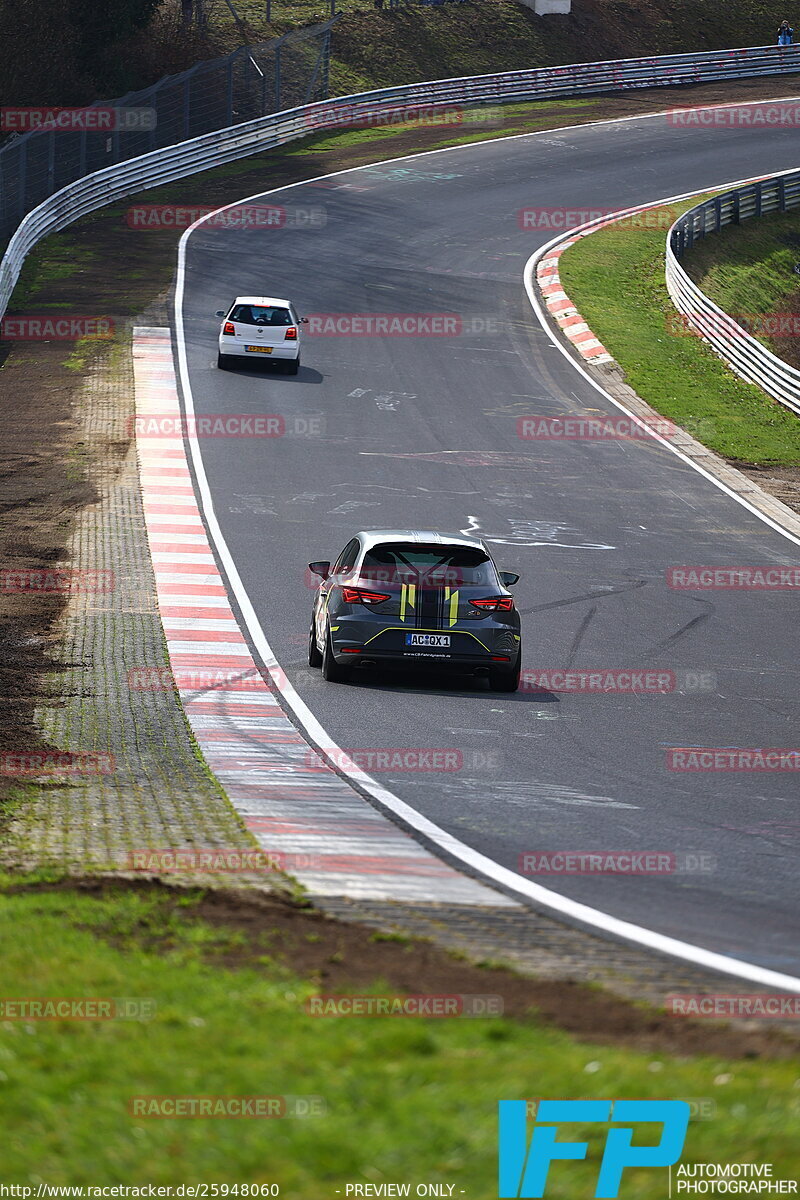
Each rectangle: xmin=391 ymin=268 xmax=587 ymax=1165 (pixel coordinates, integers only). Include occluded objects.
xmin=337 ymin=653 xmax=517 ymax=677
xmin=218 ymin=337 xmax=299 ymax=361
xmin=329 ymin=617 xmax=520 ymax=670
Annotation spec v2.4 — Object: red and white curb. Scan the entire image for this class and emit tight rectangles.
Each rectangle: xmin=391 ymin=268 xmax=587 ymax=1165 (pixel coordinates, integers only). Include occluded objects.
xmin=132 ymin=326 xmax=513 ymax=906
xmin=537 ymin=239 xmax=613 ymax=365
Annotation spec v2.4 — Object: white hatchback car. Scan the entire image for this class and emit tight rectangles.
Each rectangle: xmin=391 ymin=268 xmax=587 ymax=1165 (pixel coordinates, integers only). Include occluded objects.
xmin=216 ymin=296 xmax=307 ymax=374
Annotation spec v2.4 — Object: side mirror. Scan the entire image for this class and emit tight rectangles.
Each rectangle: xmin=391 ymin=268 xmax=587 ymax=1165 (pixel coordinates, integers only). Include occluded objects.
xmin=300 ymin=316 xmax=309 ymax=324
xmin=500 ymin=571 xmax=520 ymax=587
xmin=215 ymin=310 xmax=226 ymax=318
xmin=308 ymin=561 xmax=330 ymax=580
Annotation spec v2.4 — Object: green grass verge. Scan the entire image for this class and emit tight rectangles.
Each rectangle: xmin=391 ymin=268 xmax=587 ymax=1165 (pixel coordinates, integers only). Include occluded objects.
xmin=682 ymin=207 xmax=800 ymax=350
xmin=558 ymin=196 xmax=800 ymax=465
xmin=0 ymin=881 xmax=798 ymax=1189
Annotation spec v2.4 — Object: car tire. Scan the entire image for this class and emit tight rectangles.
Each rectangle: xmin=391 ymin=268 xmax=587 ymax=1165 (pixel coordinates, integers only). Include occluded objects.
xmin=322 ymin=625 xmax=348 ymax=683
xmin=489 ymin=652 xmax=521 ymax=693
xmin=285 ymin=356 xmax=300 ymax=375
xmin=308 ymin=622 xmax=323 ymax=668
xmin=217 ymin=352 xmax=230 ymax=370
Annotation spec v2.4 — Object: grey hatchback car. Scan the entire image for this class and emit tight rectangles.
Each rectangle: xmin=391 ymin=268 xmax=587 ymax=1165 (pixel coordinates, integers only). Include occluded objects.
xmin=308 ymin=530 xmax=521 ymax=691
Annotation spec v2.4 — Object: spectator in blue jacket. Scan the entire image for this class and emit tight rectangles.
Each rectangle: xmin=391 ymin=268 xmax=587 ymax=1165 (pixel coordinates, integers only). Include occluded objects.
xmin=778 ymin=20 xmax=794 ymax=44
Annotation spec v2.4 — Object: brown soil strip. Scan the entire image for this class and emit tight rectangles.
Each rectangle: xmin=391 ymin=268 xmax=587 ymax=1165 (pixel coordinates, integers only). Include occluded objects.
xmin=11 ymin=875 xmax=800 ymax=1058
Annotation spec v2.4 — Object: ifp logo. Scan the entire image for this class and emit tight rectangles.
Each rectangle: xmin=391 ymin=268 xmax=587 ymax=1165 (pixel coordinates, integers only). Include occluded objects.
xmin=498 ymin=1099 xmax=690 ymax=1198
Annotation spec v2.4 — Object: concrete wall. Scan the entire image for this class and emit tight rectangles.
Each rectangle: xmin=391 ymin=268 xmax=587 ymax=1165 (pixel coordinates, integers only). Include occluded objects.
xmin=519 ymin=0 xmax=572 ymax=13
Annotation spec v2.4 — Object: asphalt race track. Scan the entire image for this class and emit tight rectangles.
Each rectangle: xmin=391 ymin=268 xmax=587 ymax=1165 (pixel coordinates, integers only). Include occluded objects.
xmin=176 ymin=107 xmax=800 ymax=975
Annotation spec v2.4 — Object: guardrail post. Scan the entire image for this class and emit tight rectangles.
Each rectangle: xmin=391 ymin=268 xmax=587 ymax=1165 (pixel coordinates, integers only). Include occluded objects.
xmin=672 ymin=226 xmax=682 ymax=258
xmin=47 ymin=132 xmax=55 ymax=194
xmin=714 ymin=195 xmax=722 ymax=233
xmin=779 ymin=176 xmax=786 ymax=212
xmin=321 ymin=28 xmax=332 ymax=99
xmin=755 ymin=181 xmax=762 ymax=218
xmin=733 ymin=192 xmax=740 ymax=224
xmin=17 ymin=139 xmax=27 ymax=224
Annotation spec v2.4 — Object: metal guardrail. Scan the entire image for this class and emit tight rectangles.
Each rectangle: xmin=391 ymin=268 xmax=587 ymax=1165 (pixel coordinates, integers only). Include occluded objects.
xmin=3 ymin=43 xmax=800 ymax=324
xmin=666 ymin=171 xmax=800 ymax=416
xmin=0 ymin=19 xmax=337 ymax=243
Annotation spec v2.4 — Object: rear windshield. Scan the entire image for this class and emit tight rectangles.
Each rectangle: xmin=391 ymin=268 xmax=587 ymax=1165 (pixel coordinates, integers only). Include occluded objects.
xmin=359 ymin=543 xmax=498 ymax=589
xmin=230 ymin=304 xmax=292 ymax=326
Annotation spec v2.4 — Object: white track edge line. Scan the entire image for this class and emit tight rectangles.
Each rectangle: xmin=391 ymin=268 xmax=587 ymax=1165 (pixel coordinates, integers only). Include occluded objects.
xmin=172 ymin=107 xmax=800 ymax=991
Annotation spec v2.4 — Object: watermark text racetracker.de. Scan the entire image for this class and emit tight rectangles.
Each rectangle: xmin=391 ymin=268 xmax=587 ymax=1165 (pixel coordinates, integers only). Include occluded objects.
xmin=667 ymin=311 xmax=800 ymax=338
xmin=667 ymin=566 xmax=800 ymax=590
xmin=0 ymin=569 xmax=114 ymax=594
xmin=0 ymin=106 xmax=155 ymax=132
xmin=518 ymin=851 xmax=717 ymax=875
xmin=306 ymin=993 xmax=503 ymax=1016
xmin=518 ymin=205 xmax=678 ymax=231
xmin=303 ymin=564 xmax=483 ymax=589
xmin=125 ymin=203 xmax=327 ymax=230
xmin=668 ymin=101 xmax=800 ymax=128
xmin=304 ymin=313 xmax=501 ymax=337
xmin=304 ymin=102 xmax=503 ymax=131
xmin=127 ymin=666 xmax=289 ymax=694
xmin=1 ymin=316 xmax=114 ymax=341
xmin=0 ymin=752 xmax=115 ymax=778
xmin=304 ymin=747 xmax=501 ymax=772
xmin=666 ymin=747 xmax=800 ymax=771
xmin=667 ymin=993 xmax=800 ymax=1019
xmin=0 ymin=998 xmax=154 ymax=1020
xmin=130 ymin=414 xmax=325 ymax=439
xmin=517 ymin=414 xmax=679 ymax=441
xmin=521 ymin=668 xmax=716 ymax=694
xmin=128 ymin=1095 xmax=325 ymax=1118
xmin=125 ymin=848 xmax=328 ymax=874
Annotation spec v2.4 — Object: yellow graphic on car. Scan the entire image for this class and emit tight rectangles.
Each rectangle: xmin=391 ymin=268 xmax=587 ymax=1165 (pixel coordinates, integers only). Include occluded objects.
xmin=444 ymin=586 xmax=459 ymax=627
xmin=399 ymin=582 xmax=416 ymax=622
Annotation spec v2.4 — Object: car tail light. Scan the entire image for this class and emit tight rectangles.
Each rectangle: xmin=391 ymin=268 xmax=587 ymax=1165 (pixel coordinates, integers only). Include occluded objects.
xmin=342 ymin=587 xmax=391 ymax=605
xmin=470 ymin=596 xmax=514 ymax=612
xmin=284 ymin=326 xmax=297 ymax=340
xmin=223 ymin=321 xmax=235 ymax=335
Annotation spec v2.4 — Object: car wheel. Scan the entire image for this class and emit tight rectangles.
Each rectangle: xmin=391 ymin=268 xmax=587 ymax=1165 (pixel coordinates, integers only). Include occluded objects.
xmin=217 ymin=352 xmax=230 ymax=370
xmin=489 ymin=652 xmax=521 ymax=693
xmin=285 ymin=356 xmax=300 ymax=375
xmin=322 ymin=625 xmax=348 ymax=683
xmin=308 ymin=622 xmax=323 ymax=668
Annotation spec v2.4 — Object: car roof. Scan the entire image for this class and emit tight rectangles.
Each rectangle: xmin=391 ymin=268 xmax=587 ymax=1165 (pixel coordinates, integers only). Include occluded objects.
xmin=355 ymin=529 xmax=490 ymax=554
xmin=230 ymin=296 xmax=291 ymax=307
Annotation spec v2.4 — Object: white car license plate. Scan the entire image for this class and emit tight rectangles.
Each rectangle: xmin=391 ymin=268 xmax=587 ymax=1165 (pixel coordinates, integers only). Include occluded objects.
xmin=246 ymin=344 xmax=272 ymax=353
xmin=405 ymin=633 xmax=450 ymax=648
